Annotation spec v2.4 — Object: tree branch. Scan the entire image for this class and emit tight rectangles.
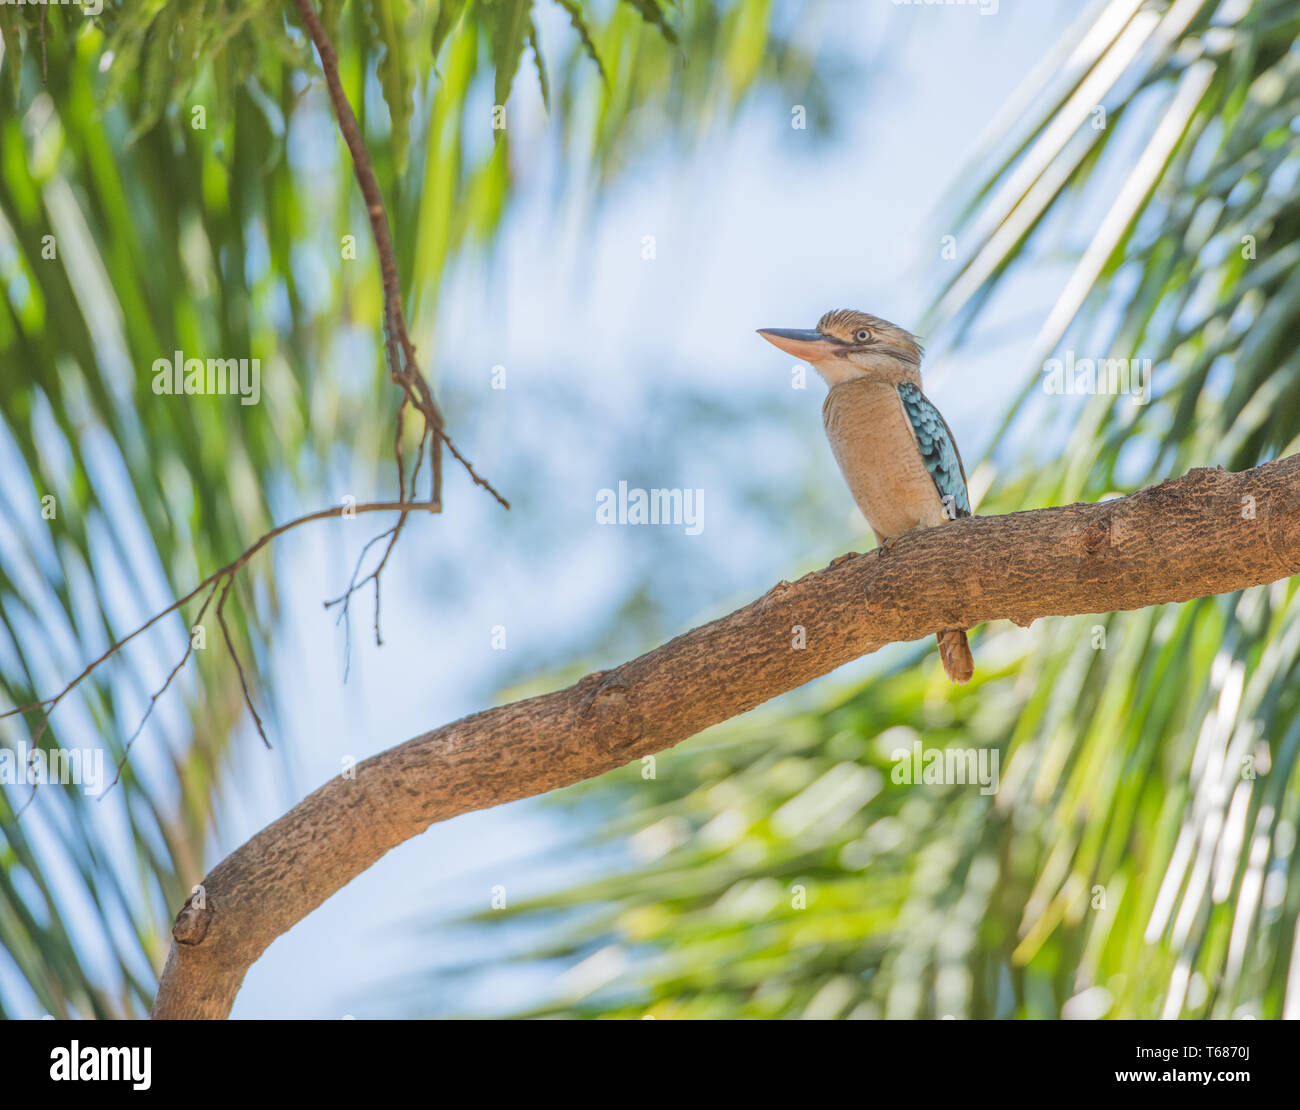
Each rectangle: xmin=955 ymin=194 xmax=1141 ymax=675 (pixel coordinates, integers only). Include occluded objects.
xmin=150 ymin=456 xmax=1300 ymax=1018
xmin=290 ymin=0 xmax=510 ymax=512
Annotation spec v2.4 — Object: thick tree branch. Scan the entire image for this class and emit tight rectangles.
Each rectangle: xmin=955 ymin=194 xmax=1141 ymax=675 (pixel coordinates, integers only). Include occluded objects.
xmin=150 ymin=456 xmax=1300 ymax=1018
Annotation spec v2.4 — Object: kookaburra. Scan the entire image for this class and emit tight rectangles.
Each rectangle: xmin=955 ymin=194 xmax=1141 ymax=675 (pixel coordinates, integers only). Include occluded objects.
xmin=759 ymin=309 xmax=974 ymax=684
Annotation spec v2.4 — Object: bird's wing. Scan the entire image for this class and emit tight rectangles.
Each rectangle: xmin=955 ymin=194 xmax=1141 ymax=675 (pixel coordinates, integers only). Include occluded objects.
xmin=896 ymin=383 xmax=971 ymax=518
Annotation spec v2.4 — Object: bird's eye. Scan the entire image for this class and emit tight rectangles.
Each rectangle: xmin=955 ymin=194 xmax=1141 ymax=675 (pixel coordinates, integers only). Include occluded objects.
xmin=855 ymin=328 xmax=872 ymax=343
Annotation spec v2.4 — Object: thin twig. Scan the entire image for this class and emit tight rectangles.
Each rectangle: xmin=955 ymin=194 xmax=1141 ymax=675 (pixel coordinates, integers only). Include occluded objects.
xmin=324 ymin=523 xmax=401 ymax=678
xmin=108 ymin=576 xmax=224 ymax=792
xmin=291 ymin=0 xmax=509 ymax=514
xmin=217 ymin=573 xmax=269 ymax=749
xmin=442 ymin=430 xmax=510 ymax=508
xmin=0 ymin=500 xmax=438 ymax=736
xmin=289 ymin=0 xmax=508 ymax=661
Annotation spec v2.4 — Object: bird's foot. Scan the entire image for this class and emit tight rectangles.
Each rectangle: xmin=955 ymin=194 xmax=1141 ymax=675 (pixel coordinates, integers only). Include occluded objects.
xmin=874 ymin=535 xmax=899 ymax=558
xmin=827 ymin=551 xmax=860 ymax=569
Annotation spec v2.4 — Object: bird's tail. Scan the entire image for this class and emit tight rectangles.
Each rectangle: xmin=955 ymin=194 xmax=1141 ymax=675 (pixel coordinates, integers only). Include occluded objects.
xmin=937 ymin=629 xmax=973 ymax=685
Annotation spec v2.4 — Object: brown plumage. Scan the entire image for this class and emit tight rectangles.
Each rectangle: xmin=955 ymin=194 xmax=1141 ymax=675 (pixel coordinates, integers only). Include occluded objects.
xmin=758 ymin=308 xmax=975 ymax=685
xmin=816 ymin=309 xmax=924 ymax=369
xmin=821 ymin=378 xmax=973 ymax=685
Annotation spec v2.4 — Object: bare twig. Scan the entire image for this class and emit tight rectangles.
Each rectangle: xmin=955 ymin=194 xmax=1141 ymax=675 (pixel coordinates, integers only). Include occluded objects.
xmin=217 ymin=573 xmax=269 ymax=749
xmin=0 ymin=500 xmax=438 ymax=749
xmin=292 ymin=0 xmax=478 ymax=508
xmin=324 ymin=524 xmax=401 ymax=676
xmin=442 ymin=429 xmax=510 ymax=509
xmin=110 ymin=577 xmax=224 ymax=790
xmin=287 ymin=0 xmax=508 ymax=663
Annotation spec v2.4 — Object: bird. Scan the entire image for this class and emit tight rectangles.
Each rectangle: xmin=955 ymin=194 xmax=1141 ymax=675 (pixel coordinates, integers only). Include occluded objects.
xmin=758 ymin=308 xmax=974 ymax=684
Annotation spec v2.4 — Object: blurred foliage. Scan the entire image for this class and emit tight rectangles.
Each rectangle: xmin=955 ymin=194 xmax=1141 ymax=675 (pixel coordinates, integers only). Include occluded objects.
xmin=442 ymin=0 xmax=1300 ymax=1019
xmin=0 ymin=0 xmax=833 ymax=1016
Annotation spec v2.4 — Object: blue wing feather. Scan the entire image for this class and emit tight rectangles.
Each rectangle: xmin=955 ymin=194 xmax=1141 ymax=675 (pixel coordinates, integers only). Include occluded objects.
xmin=896 ymin=383 xmax=970 ymax=518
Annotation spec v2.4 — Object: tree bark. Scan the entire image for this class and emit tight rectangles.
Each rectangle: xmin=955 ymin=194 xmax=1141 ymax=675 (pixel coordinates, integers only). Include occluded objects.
xmin=151 ymin=455 xmax=1300 ymax=1018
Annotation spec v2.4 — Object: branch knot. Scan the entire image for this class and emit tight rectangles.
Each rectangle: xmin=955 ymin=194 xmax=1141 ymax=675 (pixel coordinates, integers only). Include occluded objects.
xmin=173 ymin=895 xmax=213 ymax=946
xmin=581 ymin=680 xmax=644 ymax=752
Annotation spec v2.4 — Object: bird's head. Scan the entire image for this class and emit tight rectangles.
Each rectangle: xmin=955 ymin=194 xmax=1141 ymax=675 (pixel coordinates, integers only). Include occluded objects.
xmin=758 ymin=309 xmax=923 ymax=386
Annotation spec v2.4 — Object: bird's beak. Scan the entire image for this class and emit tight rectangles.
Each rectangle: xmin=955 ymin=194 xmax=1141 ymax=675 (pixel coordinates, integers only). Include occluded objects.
xmin=757 ymin=327 xmax=839 ymax=362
